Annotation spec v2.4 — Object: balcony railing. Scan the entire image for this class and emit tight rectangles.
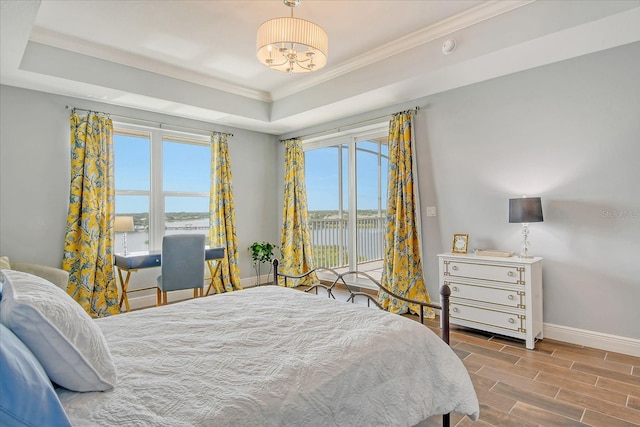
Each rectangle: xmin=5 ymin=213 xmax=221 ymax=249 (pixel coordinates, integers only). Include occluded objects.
xmin=308 ymin=216 xmax=385 ymax=269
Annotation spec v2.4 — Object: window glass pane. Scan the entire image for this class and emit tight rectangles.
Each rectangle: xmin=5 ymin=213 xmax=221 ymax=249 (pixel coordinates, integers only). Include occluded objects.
xmin=381 ymin=143 xmax=388 ymax=208
xmin=305 ymin=146 xmax=346 ymax=268
xmin=356 ymin=140 xmax=384 ymax=265
xmin=163 ymin=140 xmax=210 ymax=192
xmin=114 ymin=133 xmax=150 ymax=191
xmin=341 ymin=144 xmax=349 ymax=212
xmin=305 ymin=147 xmax=339 ymax=212
xmin=114 ymin=195 xmax=149 ymax=253
xmin=164 ymin=196 xmax=209 ymax=243
xmin=356 ymin=141 xmax=379 ymax=211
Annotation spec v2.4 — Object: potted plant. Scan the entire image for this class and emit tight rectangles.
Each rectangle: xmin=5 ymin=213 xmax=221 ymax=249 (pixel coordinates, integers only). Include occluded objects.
xmin=248 ymin=241 xmax=278 ymax=286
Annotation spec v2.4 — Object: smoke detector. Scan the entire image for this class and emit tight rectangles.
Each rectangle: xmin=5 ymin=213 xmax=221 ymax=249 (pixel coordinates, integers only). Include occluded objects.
xmin=442 ymin=39 xmax=456 ymax=55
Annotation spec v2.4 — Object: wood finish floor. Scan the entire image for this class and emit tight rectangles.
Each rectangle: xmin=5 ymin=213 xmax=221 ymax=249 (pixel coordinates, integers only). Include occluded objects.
xmin=319 ymin=285 xmax=640 ymax=427
xmin=419 ymin=316 xmax=640 ymax=427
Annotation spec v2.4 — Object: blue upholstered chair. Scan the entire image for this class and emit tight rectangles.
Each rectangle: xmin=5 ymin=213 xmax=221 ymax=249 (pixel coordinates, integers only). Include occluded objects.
xmin=156 ymin=234 xmax=206 ymax=306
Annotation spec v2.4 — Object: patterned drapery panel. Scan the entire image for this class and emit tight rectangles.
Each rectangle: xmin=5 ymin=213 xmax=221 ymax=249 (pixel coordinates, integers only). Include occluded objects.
xmin=209 ymin=132 xmax=241 ymax=292
xmin=377 ymin=112 xmax=434 ymax=319
xmin=279 ymin=138 xmax=317 ymax=287
xmin=62 ymin=111 xmax=120 ymax=317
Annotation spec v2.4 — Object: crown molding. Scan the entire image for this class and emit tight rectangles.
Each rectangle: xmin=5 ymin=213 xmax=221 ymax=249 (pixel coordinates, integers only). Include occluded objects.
xmin=270 ymin=0 xmax=535 ymax=101
xmin=28 ymin=1 xmax=533 ymax=105
xmin=28 ymin=27 xmax=273 ymax=103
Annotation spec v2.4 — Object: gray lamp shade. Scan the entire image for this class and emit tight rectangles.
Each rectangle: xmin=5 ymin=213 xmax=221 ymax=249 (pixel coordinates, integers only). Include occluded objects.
xmin=509 ymin=197 xmax=543 ymax=223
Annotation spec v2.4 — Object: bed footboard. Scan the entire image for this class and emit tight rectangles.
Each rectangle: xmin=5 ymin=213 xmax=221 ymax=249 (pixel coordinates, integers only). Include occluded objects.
xmin=272 ymin=259 xmax=452 ymax=427
xmin=272 ymin=260 xmax=450 ymax=339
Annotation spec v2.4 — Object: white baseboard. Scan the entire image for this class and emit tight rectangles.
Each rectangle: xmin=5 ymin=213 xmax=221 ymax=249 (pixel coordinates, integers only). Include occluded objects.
xmin=543 ymin=323 xmax=640 ymax=357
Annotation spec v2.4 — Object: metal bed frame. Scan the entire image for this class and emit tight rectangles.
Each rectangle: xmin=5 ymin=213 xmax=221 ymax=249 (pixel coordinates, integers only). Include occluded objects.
xmin=272 ymin=259 xmax=453 ymax=427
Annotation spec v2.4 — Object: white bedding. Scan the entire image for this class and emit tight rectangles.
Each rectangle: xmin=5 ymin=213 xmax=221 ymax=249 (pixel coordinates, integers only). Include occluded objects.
xmin=57 ymin=286 xmax=479 ymax=426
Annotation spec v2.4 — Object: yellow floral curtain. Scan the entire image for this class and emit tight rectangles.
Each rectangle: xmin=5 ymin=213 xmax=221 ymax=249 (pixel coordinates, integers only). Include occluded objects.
xmin=209 ymin=132 xmax=241 ymax=292
xmin=279 ymin=138 xmax=317 ymax=287
xmin=377 ymin=112 xmax=434 ymax=319
xmin=62 ymin=111 xmax=120 ymax=317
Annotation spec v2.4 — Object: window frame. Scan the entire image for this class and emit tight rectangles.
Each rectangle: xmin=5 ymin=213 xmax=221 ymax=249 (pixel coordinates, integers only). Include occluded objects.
xmin=302 ymin=122 xmax=389 ymax=274
xmin=113 ymin=122 xmax=211 ymax=251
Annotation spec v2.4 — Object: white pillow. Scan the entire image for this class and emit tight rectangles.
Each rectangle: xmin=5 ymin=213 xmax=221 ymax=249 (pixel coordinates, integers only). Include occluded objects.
xmin=0 ymin=270 xmax=116 ymax=392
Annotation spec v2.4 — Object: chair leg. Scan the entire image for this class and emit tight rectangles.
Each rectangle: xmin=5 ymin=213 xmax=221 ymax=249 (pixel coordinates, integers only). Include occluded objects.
xmin=156 ymin=288 xmax=162 ymax=306
xmin=163 ymin=291 xmax=168 ymax=305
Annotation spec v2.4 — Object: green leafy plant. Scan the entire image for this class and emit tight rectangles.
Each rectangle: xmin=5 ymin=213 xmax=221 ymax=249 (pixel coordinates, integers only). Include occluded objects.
xmin=248 ymin=241 xmax=278 ymax=285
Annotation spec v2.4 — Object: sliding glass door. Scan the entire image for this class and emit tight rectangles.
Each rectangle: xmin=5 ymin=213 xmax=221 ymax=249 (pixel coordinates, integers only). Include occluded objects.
xmin=355 ymin=138 xmax=388 ymax=277
xmin=304 ymin=126 xmax=388 ymax=277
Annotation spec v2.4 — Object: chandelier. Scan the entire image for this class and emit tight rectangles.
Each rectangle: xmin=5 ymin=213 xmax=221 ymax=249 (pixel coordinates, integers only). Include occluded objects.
xmin=256 ymin=0 xmax=328 ymax=74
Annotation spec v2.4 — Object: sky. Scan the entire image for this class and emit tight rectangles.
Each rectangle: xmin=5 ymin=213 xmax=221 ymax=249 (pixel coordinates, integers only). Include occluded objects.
xmin=305 ymin=141 xmax=388 ymax=211
xmin=114 ymin=134 xmax=210 ymax=214
xmin=115 ymin=134 xmax=388 ymax=214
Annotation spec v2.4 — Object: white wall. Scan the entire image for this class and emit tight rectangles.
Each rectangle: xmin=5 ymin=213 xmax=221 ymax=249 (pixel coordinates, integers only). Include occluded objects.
xmin=285 ymin=42 xmax=640 ymax=342
xmin=0 ymin=85 xmax=280 ymax=288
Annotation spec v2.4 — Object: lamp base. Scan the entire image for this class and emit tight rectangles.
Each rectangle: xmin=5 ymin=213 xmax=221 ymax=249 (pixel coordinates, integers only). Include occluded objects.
xmin=518 ymin=224 xmax=533 ymax=259
xmin=122 ymin=232 xmax=128 ymax=256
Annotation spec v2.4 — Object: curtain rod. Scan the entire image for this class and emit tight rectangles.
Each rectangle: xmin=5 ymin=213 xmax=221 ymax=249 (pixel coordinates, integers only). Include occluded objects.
xmin=65 ymin=105 xmax=233 ymax=137
xmin=282 ymin=106 xmax=420 ymax=142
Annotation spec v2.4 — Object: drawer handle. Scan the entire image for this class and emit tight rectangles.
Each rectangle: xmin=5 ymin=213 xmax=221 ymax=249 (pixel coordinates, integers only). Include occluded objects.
xmin=508 ymin=295 xmax=515 ymax=300
xmin=451 ymin=266 xmax=459 ymax=271
xmin=507 ymin=271 xmax=515 ymax=277
xmin=508 ymin=318 xmax=515 ymax=324
xmin=452 ymin=307 xmax=459 ymax=313
xmin=452 ymin=286 xmax=459 ymax=292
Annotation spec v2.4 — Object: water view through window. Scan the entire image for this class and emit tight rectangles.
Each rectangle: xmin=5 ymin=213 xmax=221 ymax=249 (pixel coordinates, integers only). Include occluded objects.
xmin=305 ymin=135 xmax=388 ymax=273
xmin=114 ymin=127 xmax=210 ymax=253
xmin=114 ymin=125 xmax=389 ymax=275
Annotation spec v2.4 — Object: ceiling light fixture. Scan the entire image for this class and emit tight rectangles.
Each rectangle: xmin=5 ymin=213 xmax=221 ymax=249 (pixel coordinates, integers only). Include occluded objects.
xmin=256 ymin=0 xmax=328 ymax=74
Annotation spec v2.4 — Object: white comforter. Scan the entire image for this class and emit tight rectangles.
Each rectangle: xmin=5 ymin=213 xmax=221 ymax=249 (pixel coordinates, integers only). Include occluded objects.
xmin=58 ymin=286 xmax=479 ymax=426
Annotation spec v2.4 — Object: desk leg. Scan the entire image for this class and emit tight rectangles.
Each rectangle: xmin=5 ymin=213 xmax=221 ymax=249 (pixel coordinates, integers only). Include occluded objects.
xmin=117 ymin=268 xmax=133 ymax=312
xmin=205 ymin=260 xmax=224 ymax=296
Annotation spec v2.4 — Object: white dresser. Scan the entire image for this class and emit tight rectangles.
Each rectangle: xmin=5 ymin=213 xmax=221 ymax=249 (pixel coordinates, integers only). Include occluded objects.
xmin=438 ymin=253 xmax=543 ymax=349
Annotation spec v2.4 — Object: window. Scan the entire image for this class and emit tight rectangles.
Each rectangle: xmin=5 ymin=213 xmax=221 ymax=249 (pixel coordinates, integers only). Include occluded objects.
xmin=113 ymin=124 xmax=211 ymax=253
xmin=304 ymin=124 xmax=388 ymax=280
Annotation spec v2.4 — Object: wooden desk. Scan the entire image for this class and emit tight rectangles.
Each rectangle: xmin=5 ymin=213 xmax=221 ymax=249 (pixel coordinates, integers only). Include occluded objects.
xmin=114 ymin=247 xmax=225 ymax=311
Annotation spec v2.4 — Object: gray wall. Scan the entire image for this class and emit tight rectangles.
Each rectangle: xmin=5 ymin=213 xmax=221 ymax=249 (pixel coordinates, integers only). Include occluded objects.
xmin=285 ymin=42 xmax=640 ymax=340
xmin=418 ymin=42 xmax=640 ymax=340
xmin=0 ymin=85 xmax=280 ymax=283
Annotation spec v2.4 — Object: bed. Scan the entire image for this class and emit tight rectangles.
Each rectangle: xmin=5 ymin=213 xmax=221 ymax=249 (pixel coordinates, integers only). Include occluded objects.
xmin=0 ymin=267 xmax=479 ymax=427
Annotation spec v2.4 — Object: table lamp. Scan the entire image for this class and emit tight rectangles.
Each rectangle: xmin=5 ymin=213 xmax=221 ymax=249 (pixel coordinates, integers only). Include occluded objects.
xmin=114 ymin=216 xmax=134 ymax=255
xmin=509 ymin=196 xmax=543 ymax=258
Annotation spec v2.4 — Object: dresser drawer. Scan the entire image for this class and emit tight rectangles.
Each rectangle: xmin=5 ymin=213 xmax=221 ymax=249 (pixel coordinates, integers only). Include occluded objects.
xmin=450 ymin=303 xmax=524 ymax=333
xmin=444 ymin=260 xmax=522 ymax=284
xmin=448 ymin=282 xmax=523 ymax=308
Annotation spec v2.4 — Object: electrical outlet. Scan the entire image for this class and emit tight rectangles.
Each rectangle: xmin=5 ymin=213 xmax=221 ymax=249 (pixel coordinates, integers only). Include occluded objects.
xmin=426 ymin=206 xmax=436 ymax=217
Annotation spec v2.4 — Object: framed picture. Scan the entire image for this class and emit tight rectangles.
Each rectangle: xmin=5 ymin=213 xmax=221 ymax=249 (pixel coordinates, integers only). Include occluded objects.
xmin=452 ymin=234 xmax=469 ymax=254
